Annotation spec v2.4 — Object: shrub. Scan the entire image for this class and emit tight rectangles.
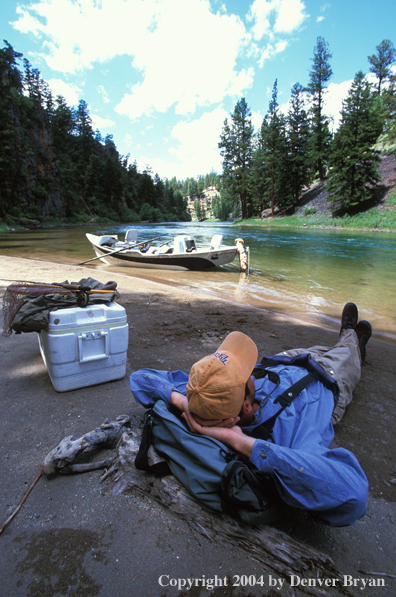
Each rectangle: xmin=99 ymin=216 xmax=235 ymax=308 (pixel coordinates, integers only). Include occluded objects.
xmin=304 ymin=206 xmax=317 ymax=216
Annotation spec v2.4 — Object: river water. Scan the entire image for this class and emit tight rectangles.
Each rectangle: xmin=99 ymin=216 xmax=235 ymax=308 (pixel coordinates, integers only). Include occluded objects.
xmin=1 ymin=222 xmax=395 ymax=342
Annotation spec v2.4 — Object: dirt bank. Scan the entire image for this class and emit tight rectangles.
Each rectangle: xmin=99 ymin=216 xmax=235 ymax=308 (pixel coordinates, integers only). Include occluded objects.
xmin=0 ymin=255 xmax=395 ymax=597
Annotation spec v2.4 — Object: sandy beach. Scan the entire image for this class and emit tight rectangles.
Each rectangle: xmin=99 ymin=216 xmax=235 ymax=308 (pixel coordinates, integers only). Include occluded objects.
xmin=0 ymin=255 xmax=395 ymax=597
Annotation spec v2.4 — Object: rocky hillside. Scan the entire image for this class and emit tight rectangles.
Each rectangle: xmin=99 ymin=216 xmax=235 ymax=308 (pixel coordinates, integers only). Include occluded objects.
xmin=6 ymin=102 xmax=67 ymax=225
xmin=186 ymin=185 xmax=220 ymax=219
xmin=294 ymin=154 xmax=396 ymax=217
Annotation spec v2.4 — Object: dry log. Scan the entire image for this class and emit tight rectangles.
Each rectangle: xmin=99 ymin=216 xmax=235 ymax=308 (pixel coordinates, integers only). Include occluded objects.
xmin=41 ymin=415 xmax=132 ymax=475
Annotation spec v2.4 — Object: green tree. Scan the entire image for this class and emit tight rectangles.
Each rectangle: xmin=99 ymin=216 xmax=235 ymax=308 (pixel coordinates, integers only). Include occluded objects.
xmin=137 ymin=167 xmax=157 ymax=208
xmin=50 ymin=95 xmax=76 ymax=148
xmin=193 ymin=198 xmax=205 ymax=220
xmin=197 ymin=175 xmax=205 ymax=195
xmin=306 ymin=37 xmax=333 ymax=180
xmin=368 ymin=39 xmax=396 ymax=95
xmin=0 ymin=42 xmax=28 ymax=215
xmin=255 ymin=80 xmax=290 ymax=216
xmin=75 ymin=99 xmax=94 ymax=166
xmin=218 ymin=97 xmax=254 ymax=219
xmin=212 ymin=193 xmax=232 ymax=220
xmin=287 ymin=82 xmax=310 ymax=203
xmin=173 ymin=190 xmax=190 ymax=221
xmin=327 ymin=71 xmax=383 ymax=210
xmin=187 ymin=178 xmax=198 ymax=196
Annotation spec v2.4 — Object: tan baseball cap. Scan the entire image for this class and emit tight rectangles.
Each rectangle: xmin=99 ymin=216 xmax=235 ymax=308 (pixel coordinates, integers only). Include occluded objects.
xmin=186 ymin=331 xmax=258 ymax=419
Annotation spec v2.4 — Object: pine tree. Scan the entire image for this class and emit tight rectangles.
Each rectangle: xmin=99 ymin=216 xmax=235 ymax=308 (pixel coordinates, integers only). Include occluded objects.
xmin=75 ymin=99 xmax=94 ymax=166
xmin=306 ymin=37 xmax=333 ymax=180
xmin=0 ymin=42 xmax=25 ymax=214
xmin=368 ymin=39 xmax=396 ymax=95
xmin=287 ymin=82 xmax=310 ymax=203
xmin=327 ymin=72 xmax=382 ymax=210
xmin=218 ymin=98 xmax=254 ymax=219
xmin=256 ymin=80 xmax=290 ymax=216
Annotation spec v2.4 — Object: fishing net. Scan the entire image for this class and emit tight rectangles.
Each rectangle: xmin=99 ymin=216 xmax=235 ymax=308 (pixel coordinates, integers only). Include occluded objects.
xmin=2 ymin=279 xmax=119 ymax=337
xmin=2 ymin=283 xmax=69 ymax=337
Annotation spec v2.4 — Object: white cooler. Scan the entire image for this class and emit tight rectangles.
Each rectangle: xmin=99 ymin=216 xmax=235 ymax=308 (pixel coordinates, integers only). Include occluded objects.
xmin=38 ymin=302 xmax=128 ymax=392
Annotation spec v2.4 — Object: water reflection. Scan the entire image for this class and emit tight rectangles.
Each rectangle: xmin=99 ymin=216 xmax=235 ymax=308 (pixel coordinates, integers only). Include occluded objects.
xmin=0 ymin=222 xmax=395 ymax=341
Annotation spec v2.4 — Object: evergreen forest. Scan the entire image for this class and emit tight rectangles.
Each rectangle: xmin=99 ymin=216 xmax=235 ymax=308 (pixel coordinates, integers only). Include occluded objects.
xmin=0 ymin=41 xmax=210 ymax=228
xmin=1 ymin=37 xmax=395 ymax=229
xmin=218 ymin=37 xmax=396 ymax=221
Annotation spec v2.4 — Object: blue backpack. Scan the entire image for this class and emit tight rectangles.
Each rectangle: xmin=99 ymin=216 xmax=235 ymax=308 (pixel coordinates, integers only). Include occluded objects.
xmin=135 ymin=399 xmax=281 ymax=525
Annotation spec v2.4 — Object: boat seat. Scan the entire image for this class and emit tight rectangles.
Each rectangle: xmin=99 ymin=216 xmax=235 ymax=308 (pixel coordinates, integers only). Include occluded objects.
xmin=210 ymin=234 xmax=223 ymax=250
xmin=125 ymin=228 xmax=138 ymax=245
xmin=140 ymin=243 xmax=152 ymax=253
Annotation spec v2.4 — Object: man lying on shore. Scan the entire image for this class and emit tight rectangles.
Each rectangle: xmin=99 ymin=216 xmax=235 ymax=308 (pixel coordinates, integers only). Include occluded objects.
xmin=130 ymin=303 xmax=371 ymax=527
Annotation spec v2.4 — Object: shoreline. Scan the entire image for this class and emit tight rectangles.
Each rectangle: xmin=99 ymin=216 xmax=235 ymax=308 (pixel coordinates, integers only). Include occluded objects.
xmin=1 ymin=254 xmax=395 ymax=347
xmin=2 ymin=218 xmax=396 ymax=235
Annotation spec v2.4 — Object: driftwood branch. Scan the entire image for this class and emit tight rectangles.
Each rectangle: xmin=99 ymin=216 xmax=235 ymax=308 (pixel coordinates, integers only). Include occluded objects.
xmin=0 ymin=472 xmax=42 ymax=535
xmin=41 ymin=415 xmax=132 ymax=475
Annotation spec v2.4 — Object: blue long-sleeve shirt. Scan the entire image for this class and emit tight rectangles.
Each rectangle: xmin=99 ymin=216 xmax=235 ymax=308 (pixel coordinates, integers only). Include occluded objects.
xmin=130 ymin=365 xmax=368 ymax=527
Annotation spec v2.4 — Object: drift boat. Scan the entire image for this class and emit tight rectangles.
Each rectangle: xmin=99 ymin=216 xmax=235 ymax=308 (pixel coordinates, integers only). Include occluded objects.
xmin=85 ymin=229 xmax=239 ymax=271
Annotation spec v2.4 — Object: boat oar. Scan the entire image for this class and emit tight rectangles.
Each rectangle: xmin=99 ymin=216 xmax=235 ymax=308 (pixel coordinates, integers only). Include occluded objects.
xmin=76 ymin=237 xmax=161 ymax=265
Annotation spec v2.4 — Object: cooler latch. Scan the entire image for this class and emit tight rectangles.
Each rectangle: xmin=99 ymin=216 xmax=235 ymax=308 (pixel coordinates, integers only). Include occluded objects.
xmin=78 ymin=330 xmax=109 ymax=363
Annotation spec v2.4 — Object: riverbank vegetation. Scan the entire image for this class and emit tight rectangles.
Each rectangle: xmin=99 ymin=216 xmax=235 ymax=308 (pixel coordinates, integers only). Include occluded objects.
xmin=218 ymin=37 xmax=396 ymax=227
xmin=235 ymin=185 xmax=396 ymax=232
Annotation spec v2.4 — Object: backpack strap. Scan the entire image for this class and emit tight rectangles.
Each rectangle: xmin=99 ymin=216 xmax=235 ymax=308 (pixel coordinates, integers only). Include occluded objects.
xmin=250 ymin=372 xmax=317 ymax=441
xmin=135 ymin=409 xmax=172 ymax=476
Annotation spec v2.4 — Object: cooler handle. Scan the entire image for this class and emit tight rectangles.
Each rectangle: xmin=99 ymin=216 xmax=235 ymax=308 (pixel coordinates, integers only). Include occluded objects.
xmin=78 ymin=331 xmax=109 ymax=363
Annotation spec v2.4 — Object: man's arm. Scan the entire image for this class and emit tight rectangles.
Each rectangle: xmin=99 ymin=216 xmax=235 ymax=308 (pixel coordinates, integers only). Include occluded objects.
xmin=130 ymin=369 xmax=189 ymax=407
xmin=170 ymin=391 xmax=188 ymax=412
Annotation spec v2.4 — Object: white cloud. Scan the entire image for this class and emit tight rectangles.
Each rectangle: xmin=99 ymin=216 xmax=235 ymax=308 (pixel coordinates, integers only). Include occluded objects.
xmin=247 ymin=0 xmax=308 ymax=67
xmin=116 ymin=1 xmax=249 ymax=118
xmin=226 ymin=67 xmax=255 ymax=97
xmin=137 ymin=107 xmax=228 ymax=179
xmin=90 ymin=114 xmax=116 ymax=130
xmin=12 ymin=0 xmax=159 ymax=73
xmin=47 ymin=78 xmax=82 ymax=105
xmin=258 ymin=39 xmax=288 ymax=67
xmin=325 ymin=79 xmax=353 ymax=131
xmin=273 ymin=0 xmax=308 ymax=33
xmin=316 ymin=16 xmax=324 ymax=22
xmin=12 ymin=0 xmax=250 ymax=119
xmin=97 ymin=85 xmax=110 ymax=104
xmin=251 ymin=109 xmax=264 ymax=130
xmin=247 ymin=0 xmax=308 ymax=40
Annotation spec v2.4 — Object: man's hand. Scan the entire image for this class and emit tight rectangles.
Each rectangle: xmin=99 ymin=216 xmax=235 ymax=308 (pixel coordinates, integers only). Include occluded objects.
xmin=181 ymin=412 xmax=255 ymax=457
xmin=191 ymin=413 xmax=240 ymax=428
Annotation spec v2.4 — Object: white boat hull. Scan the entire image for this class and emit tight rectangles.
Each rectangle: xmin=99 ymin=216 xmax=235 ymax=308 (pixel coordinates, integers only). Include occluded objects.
xmin=86 ymin=233 xmax=238 ymax=271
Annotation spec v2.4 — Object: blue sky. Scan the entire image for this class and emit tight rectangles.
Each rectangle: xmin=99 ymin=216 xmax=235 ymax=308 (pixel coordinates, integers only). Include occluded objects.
xmin=1 ymin=0 xmax=396 ymax=181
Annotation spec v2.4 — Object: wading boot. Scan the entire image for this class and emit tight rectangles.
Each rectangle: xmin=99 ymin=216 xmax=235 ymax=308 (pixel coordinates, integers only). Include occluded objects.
xmin=355 ymin=320 xmax=372 ymax=362
xmin=340 ymin=302 xmax=358 ymax=336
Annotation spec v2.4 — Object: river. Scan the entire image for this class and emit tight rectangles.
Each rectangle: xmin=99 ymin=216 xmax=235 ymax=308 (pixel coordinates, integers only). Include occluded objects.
xmin=1 ymin=222 xmax=395 ymax=343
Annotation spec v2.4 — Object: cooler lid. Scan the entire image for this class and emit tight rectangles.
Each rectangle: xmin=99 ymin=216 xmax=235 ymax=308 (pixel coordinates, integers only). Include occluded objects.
xmin=47 ymin=302 xmax=126 ymax=330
